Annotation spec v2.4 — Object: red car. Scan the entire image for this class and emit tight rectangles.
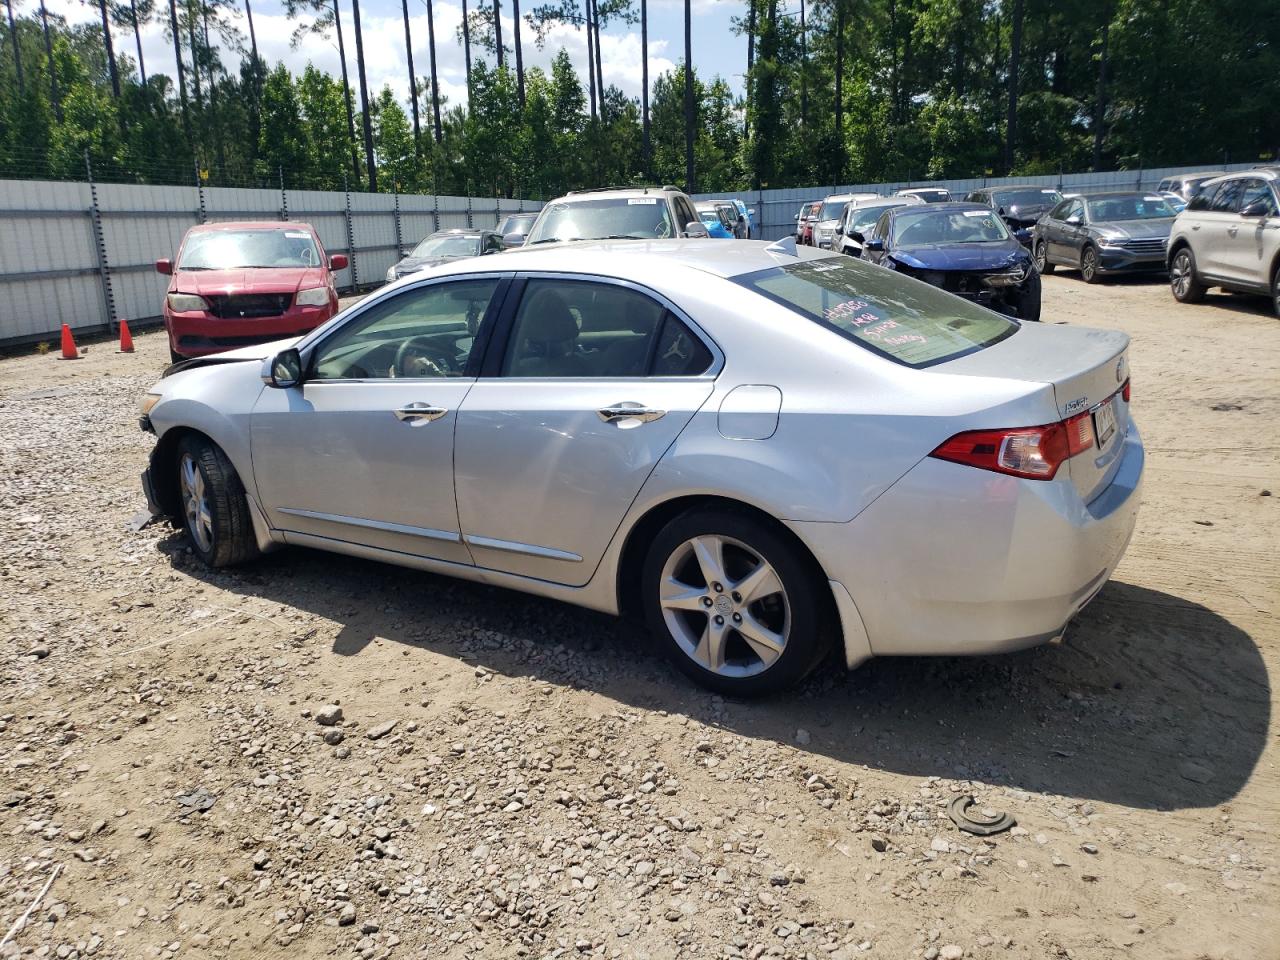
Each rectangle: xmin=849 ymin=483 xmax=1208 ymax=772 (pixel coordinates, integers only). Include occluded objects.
xmin=156 ymin=221 xmax=347 ymax=362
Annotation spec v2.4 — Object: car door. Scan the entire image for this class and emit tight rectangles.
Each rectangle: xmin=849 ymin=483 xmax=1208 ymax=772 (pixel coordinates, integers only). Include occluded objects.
xmin=1198 ymin=178 xmax=1246 ymax=279
xmin=1056 ymin=199 xmax=1087 ymax=263
xmin=1037 ymin=200 xmax=1068 ymax=261
xmin=452 ymin=275 xmax=719 ymax=586
xmin=1221 ymin=178 xmax=1279 ymax=287
xmin=250 ymin=275 xmax=508 ymax=563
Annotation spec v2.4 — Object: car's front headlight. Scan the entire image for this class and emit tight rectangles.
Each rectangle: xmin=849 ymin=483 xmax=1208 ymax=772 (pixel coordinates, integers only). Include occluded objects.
xmin=166 ymin=293 xmax=207 ymax=312
xmin=984 ymin=264 xmax=1029 ymax=287
xmin=1096 ymin=235 xmax=1123 ymax=247
xmin=296 ymin=286 xmax=330 ymax=307
xmin=140 ymin=391 xmax=162 ymax=416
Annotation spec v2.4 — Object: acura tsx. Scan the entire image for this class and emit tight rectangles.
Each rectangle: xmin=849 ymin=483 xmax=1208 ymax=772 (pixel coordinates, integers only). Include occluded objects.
xmin=139 ymin=239 xmax=1142 ymax=696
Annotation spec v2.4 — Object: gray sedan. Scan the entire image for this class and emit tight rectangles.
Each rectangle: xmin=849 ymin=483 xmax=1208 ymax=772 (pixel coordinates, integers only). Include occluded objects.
xmin=1033 ymin=192 xmax=1179 ymax=282
xmin=139 ymin=240 xmax=1142 ymax=697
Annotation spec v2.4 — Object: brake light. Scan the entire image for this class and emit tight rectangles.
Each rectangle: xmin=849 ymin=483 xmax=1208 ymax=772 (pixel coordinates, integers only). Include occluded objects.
xmin=931 ymin=411 xmax=1095 ymax=481
xmin=1122 ymin=378 xmax=1131 ymax=403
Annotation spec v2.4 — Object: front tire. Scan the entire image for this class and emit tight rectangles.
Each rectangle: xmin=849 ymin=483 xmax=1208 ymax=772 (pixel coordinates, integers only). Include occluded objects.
xmin=176 ymin=436 xmax=260 ymax=568
xmin=1271 ymin=264 xmax=1280 ymax=318
xmin=1034 ymin=241 xmax=1054 ymax=275
xmin=1170 ymin=247 xmax=1207 ymax=303
xmin=1080 ymin=245 xmax=1102 ymax=284
xmin=1016 ymin=269 xmax=1043 ymax=322
xmin=641 ymin=508 xmax=832 ymax=697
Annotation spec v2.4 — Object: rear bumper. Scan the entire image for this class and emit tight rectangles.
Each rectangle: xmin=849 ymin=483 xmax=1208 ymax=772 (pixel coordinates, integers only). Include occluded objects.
xmin=165 ymin=304 xmax=334 ymax=358
xmin=794 ymin=423 xmax=1143 ymax=660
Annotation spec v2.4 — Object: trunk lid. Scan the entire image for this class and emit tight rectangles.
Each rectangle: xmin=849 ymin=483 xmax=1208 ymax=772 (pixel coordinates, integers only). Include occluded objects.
xmin=937 ymin=323 xmax=1132 ymax=502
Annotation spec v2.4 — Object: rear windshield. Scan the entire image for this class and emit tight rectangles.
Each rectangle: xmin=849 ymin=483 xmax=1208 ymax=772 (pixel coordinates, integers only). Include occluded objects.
xmin=527 ymin=197 xmax=676 ymax=243
xmin=497 ymin=214 xmax=537 ymax=235
xmin=733 ymin=257 xmax=1017 ymax=368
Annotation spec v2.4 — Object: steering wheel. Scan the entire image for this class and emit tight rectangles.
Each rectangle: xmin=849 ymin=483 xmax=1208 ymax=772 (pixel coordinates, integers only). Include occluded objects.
xmin=393 ymin=335 xmax=455 ymax=378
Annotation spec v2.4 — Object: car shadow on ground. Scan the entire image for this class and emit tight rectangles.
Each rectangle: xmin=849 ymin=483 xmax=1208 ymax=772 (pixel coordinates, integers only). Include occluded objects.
xmin=161 ymin=535 xmax=1269 ymax=813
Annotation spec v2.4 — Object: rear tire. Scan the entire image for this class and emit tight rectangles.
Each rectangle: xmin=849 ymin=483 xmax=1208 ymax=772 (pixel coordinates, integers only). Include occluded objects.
xmin=641 ymin=508 xmax=833 ymax=698
xmin=1271 ymin=264 xmax=1280 ymax=318
xmin=1034 ymin=241 xmax=1054 ymax=275
xmin=1170 ymin=247 xmax=1207 ymax=303
xmin=1080 ymin=245 xmax=1102 ymax=284
xmin=176 ymin=436 xmax=260 ymax=568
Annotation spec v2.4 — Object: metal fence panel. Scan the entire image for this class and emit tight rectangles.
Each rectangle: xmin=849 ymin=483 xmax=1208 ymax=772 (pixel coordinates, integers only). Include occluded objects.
xmin=0 ymin=179 xmax=541 ymax=347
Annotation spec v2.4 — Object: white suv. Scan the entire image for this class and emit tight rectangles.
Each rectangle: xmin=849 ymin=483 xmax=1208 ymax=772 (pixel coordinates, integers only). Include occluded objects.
xmin=1168 ymin=170 xmax=1280 ymax=317
xmin=525 ymin=186 xmax=710 ymax=245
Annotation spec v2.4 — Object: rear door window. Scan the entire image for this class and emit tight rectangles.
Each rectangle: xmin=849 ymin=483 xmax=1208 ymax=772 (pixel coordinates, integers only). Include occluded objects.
xmin=734 ymin=258 xmax=1017 ymax=368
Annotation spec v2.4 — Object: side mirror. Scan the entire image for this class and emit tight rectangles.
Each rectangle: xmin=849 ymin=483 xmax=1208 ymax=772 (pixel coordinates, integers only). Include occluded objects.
xmin=155 ymin=258 xmax=172 ymax=275
xmin=1065 ymin=215 xmax=1082 ymax=226
xmin=329 ymin=254 xmax=349 ymax=271
xmin=851 ymin=230 xmax=866 ymax=243
xmin=1014 ymin=228 xmax=1032 ymax=243
xmin=481 ymin=247 xmax=498 ymax=255
xmin=864 ymin=238 xmax=885 ymax=253
xmin=793 ymin=213 xmax=800 ymax=221
xmin=261 ymin=348 xmax=303 ymax=388
xmin=685 ymin=221 xmax=710 ymax=238
xmin=1240 ymin=201 xmax=1271 ymax=218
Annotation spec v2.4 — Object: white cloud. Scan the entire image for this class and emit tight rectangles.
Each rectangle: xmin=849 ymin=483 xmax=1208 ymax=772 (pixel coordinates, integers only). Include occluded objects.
xmin=44 ymin=0 xmax=676 ymax=113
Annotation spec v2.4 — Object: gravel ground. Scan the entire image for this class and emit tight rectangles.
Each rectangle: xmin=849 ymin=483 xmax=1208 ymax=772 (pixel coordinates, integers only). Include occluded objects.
xmin=1 ymin=276 xmax=1277 ymax=959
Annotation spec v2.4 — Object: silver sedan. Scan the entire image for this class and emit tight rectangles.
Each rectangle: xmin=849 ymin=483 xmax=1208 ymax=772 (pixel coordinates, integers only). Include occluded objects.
xmin=139 ymin=239 xmax=1143 ymax=697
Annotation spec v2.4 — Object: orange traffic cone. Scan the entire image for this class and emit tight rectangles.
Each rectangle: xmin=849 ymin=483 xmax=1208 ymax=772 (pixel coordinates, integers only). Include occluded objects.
xmin=60 ymin=323 xmax=80 ymax=359
xmin=118 ymin=318 xmax=135 ymax=353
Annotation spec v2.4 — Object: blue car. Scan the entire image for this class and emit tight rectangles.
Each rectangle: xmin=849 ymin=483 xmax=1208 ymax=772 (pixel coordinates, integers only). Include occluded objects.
xmin=859 ymin=202 xmax=1041 ymax=322
xmin=695 ymin=202 xmax=736 ymax=239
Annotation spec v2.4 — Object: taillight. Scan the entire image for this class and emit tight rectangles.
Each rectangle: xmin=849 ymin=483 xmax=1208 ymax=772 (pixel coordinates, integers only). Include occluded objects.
xmin=931 ymin=412 xmax=1094 ymax=481
xmin=1122 ymin=378 xmax=1131 ymax=403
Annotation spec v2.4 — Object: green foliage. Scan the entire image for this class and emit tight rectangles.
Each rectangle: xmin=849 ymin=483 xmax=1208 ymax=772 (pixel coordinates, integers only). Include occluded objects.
xmin=0 ymin=0 xmax=1274 ymax=195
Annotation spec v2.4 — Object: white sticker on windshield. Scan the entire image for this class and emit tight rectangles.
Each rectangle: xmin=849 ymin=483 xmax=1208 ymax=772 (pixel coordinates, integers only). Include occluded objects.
xmin=284 ymin=231 xmax=310 ymax=239
xmin=1041 ymin=189 xmax=1057 ymax=193
xmin=1144 ymin=195 xmax=1163 ymax=201
xmin=962 ymin=210 xmax=989 ymax=217
xmin=628 ymin=198 xmax=658 ymax=205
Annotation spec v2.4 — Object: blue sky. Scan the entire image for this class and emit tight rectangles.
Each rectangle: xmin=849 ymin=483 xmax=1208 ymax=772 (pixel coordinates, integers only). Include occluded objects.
xmin=46 ymin=0 xmax=752 ymax=112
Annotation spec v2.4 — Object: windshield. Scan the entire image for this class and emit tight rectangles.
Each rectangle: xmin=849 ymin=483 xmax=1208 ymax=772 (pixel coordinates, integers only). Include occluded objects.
xmin=410 ymin=235 xmax=481 ymax=258
xmin=178 ymin=228 xmax=320 ymax=269
xmin=497 ymin=214 xmax=536 ymax=236
xmin=734 ymin=258 xmax=1017 ymax=368
xmin=992 ymin=188 xmax=1062 ymax=209
xmin=819 ymin=199 xmax=850 ymax=220
xmin=1086 ymin=195 xmax=1177 ymax=221
xmin=892 ymin=208 xmax=1010 ymax=245
xmin=527 ymin=197 xmax=675 ymax=243
xmin=850 ymin=203 xmax=907 ymax=231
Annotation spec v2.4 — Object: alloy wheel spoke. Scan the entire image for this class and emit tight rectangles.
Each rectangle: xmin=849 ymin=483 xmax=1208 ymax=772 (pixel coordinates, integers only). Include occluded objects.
xmin=661 ymin=577 xmax=707 ymax=612
xmin=693 ymin=618 xmax=729 ymax=672
xmin=732 ymin=560 xmax=782 ymax=605
xmin=690 ymin=535 xmax=727 ymax=589
xmin=736 ymin=613 xmax=785 ymax=666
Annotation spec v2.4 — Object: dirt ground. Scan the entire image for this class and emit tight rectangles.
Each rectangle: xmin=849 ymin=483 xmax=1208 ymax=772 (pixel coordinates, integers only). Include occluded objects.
xmin=1 ymin=273 xmax=1277 ymax=960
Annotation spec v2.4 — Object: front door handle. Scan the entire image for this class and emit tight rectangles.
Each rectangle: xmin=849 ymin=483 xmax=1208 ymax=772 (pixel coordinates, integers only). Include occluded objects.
xmin=597 ymin=403 xmax=666 ymax=424
xmin=1227 ymin=226 xmax=1238 ymax=237
xmin=394 ymin=402 xmax=448 ymax=423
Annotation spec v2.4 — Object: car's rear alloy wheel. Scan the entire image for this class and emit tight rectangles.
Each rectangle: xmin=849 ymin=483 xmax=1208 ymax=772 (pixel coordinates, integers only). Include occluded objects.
xmin=1080 ymin=246 xmax=1101 ymax=284
xmin=176 ymin=435 xmax=260 ymax=568
xmin=642 ymin=509 xmax=830 ymax=697
xmin=1034 ymin=242 xmax=1054 ymax=275
xmin=1170 ymin=248 xmax=1207 ymax=303
xmin=1272 ymin=265 xmax=1280 ymax=318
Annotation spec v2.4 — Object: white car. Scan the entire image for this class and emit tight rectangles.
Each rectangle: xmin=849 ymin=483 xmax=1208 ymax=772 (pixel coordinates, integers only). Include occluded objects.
xmin=834 ymin=196 xmax=924 ymax=256
xmin=812 ymin=193 xmax=881 ymax=249
xmin=140 ymin=240 xmax=1142 ymax=697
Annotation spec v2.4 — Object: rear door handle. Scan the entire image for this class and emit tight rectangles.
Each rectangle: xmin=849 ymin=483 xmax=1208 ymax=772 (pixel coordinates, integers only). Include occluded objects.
xmin=394 ymin=402 xmax=448 ymax=423
xmin=597 ymin=403 xmax=666 ymax=424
